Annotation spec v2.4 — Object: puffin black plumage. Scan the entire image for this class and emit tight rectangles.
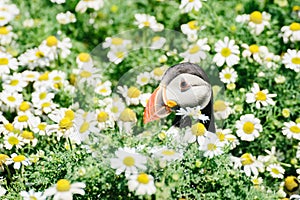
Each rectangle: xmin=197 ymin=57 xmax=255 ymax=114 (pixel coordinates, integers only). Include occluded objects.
xmin=144 ymin=62 xmax=215 ymax=132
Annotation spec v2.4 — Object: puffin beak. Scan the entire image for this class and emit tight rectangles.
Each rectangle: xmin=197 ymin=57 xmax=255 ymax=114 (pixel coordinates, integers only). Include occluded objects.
xmin=143 ymin=86 xmax=176 ymax=124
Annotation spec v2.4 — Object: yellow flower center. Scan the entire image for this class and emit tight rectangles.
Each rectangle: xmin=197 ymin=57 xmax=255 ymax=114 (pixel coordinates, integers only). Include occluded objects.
xmin=152 ymin=36 xmax=161 ymax=42
xmin=161 ymin=149 xmax=175 ymax=156
xmin=111 ymin=106 xmax=119 ymax=113
xmin=111 ymin=37 xmax=124 ymax=45
xmin=21 ymin=131 xmax=34 ymax=139
xmin=189 ymin=0 xmax=195 ymax=2
xmin=290 ymin=125 xmax=300 ymax=134
xmin=0 ymin=26 xmax=9 ymax=34
xmin=38 ymin=72 xmax=49 ymax=81
xmin=143 ymin=21 xmax=150 ymax=27
xmin=8 ymin=136 xmax=19 ymax=145
xmin=187 ymin=20 xmax=199 ymax=30
xmin=123 ymin=156 xmax=135 ymax=166
xmin=252 ymin=178 xmax=261 ymax=185
xmin=110 ymin=5 xmax=118 ymax=13
xmin=221 ymin=47 xmax=231 ymax=57
xmin=80 ymin=70 xmax=92 ymax=78
xmin=79 ymin=121 xmax=90 ymax=133
xmin=243 ymin=122 xmax=255 ymax=134
xmin=137 ymin=173 xmax=150 ymax=184
xmin=56 ymin=179 xmax=71 ymax=192
xmin=97 ymin=111 xmax=109 ymax=122
xmin=290 ymin=22 xmax=300 ymax=31
xmin=65 ymin=110 xmax=75 ymax=120
xmin=271 ymin=168 xmax=280 ymax=175
xmin=10 ymin=79 xmax=19 ymax=86
xmin=191 ymin=122 xmax=206 ymax=136
xmin=249 ymin=44 xmax=259 ymax=53
xmin=255 ymin=91 xmax=267 ymax=101
xmin=213 ymin=100 xmax=227 ymax=112
xmin=291 ymin=57 xmax=300 ymax=64
xmin=189 ymin=45 xmax=200 ymax=54
xmin=116 ymin=51 xmax=125 ymax=59
xmin=207 ymin=143 xmax=217 ymax=151
xmin=18 ymin=115 xmax=29 ymax=122
xmin=30 ymin=196 xmax=37 ymax=200
xmin=5 ymin=123 xmax=14 ymax=132
xmin=78 ymin=53 xmax=91 ymax=62
xmin=59 ymin=117 xmax=73 ymax=129
xmin=282 ymin=108 xmax=290 ymax=118
xmin=0 ymin=57 xmax=8 ymax=65
xmin=99 ymin=88 xmax=107 ymax=93
xmin=293 ymin=5 xmax=300 ymax=11
xmin=250 ymin=11 xmax=263 ymax=24
xmin=153 ymin=67 xmax=164 ymax=76
xmin=19 ymin=101 xmax=30 ymax=111
xmin=13 ymin=155 xmax=26 ymax=162
xmin=119 ymin=108 xmax=136 ymax=122
xmin=46 ymin=36 xmax=58 ymax=47
xmin=285 ymin=176 xmax=299 ymax=192
xmin=224 ymin=73 xmax=232 ymax=79
xmin=39 ymin=92 xmax=47 ymax=100
xmin=7 ymin=96 xmax=16 ymax=102
xmin=141 ymin=77 xmax=148 ymax=83
xmin=35 ymin=50 xmax=44 ymax=58
xmin=53 ymin=76 xmax=62 ymax=82
xmin=0 ymin=154 xmax=9 ymax=164
xmin=41 ymin=102 xmax=51 ymax=108
xmin=241 ymin=153 xmax=254 ymax=165
xmin=216 ymin=131 xmax=225 ymax=141
xmin=127 ymin=87 xmax=141 ymax=98
xmin=38 ymin=123 xmax=46 ymax=131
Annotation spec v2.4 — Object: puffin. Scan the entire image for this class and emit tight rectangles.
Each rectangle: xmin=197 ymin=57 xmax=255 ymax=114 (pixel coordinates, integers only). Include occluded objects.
xmin=143 ymin=62 xmax=215 ymax=132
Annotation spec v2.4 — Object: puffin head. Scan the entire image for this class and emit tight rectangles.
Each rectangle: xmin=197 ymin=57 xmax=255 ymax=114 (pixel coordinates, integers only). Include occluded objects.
xmin=144 ymin=62 xmax=215 ymax=132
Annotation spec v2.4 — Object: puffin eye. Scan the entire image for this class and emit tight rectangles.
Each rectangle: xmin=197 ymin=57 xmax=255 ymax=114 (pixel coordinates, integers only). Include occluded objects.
xmin=180 ymin=79 xmax=191 ymax=92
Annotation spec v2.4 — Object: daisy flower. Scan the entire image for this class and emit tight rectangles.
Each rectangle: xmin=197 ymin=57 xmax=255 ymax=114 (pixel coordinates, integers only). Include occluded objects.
xmin=102 ymin=37 xmax=131 ymax=50
xmin=13 ymin=111 xmax=38 ymax=130
xmin=231 ymin=153 xmax=264 ymax=177
xmin=219 ymin=67 xmax=238 ymax=84
xmin=0 ymin=2 xmax=19 ymax=26
xmin=152 ymin=147 xmax=183 ymax=162
xmin=44 ymin=179 xmax=86 ymax=199
xmin=20 ymin=189 xmax=46 ymax=200
xmin=96 ymin=109 xmax=115 ymax=130
xmin=56 ymin=11 xmax=76 ymax=25
xmin=136 ymin=72 xmax=151 ymax=86
xmin=77 ymin=65 xmax=101 ymax=86
xmin=117 ymin=108 xmax=137 ymax=133
xmin=106 ymin=97 xmax=125 ymax=120
xmin=21 ymin=130 xmax=38 ymax=147
xmin=128 ymin=173 xmax=156 ymax=195
xmin=134 ymin=13 xmax=164 ymax=32
xmin=180 ymin=20 xmax=203 ymax=41
xmin=2 ymin=73 xmax=28 ymax=92
xmin=282 ymin=121 xmax=300 ymax=140
xmin=0 ymin=91 xmax=23 ymax=112
xmin=246 ymin=83 xmax=277 ymax=109
xmin=76 ymin=52 xmax=93 ymax=68
xmin=179 ymin=0 xmax=202 ymax=13
xmin=4 ymin=133 xmax=25 ymax=150
xmin=34 ymin=100 xmax=58 ymax=116
xmin=18 ymin=47 xmax=49 ymax=69
xmin=266 ymin=164 xmax=285 ymax=179
xmin=95 ymin=81 xmax=112 ymax=96
xmin=107 ymin=49 xmax=128 ymax=64
xmin=31 ymin=88 xmax=55 ymax=105
xmin=215 ymin=128 xmax=237 ymax=147
xmin=198 ymin=131 xmax=224 ymax=158
xmin=110 ymin=147 xmax=147 ymax=177
xmin=213 ymin=37 xmax=240 ymax=67
xmin=180 ymin=38 xmax=211 ymax=63
xmin=281 ymin=22 xmax=300 ymax=43
xmin=262 ymin=52 xmax=280 ymax=69
xmin=241 ymin=44 xmax=268 ymax=64
xmin=235 ymin=114 xmax=262 ymax=141
xmin=183 ymin=122 xmax=207 ymax=143
xmin=150 ymin=36 xmax=166 ymax=50
xmin=282 ymin=49 xmax=300 ymax=72
xmin=150 ymin=66 xmax=167 ymax=81
xmin=0 ymin=51 xmax=18 ymax=74
xmin=75 ymin=0 xmax=104 ymax=13
xmin=0 ymin=154 xmax=9 ymax=171
xmin=236 ymin=11 xmax=271 ymax=35
xmin=213 ymin=100 xmax=233 ymax=120
xmin=117 ymin=85 xmax=141 ymax=105
xmin=31 ymin=120 xmax=49 ymax=136
xmin=0 ymin=25 xmax=17 ymax=45
xmin=176 ymin=106 xmax=209 ymax=122
xmin=39 ymin=35 xmax=72 ymax=60
xmin=5 ymin=153 xmax=31 ymax=170
xmin=22 ymin=70 xmax=40 ymax=82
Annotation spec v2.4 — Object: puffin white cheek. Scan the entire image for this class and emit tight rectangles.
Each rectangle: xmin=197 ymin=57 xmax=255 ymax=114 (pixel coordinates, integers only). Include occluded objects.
xmin=190 ymin=85 xmax=212 ymax=108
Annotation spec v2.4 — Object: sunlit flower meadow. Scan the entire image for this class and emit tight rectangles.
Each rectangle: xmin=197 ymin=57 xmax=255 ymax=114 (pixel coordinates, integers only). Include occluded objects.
xmin=0 ymin=0 xmax=300 ymax=199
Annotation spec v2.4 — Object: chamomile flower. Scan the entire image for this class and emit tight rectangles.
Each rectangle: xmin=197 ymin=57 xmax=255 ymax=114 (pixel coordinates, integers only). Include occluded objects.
xmin=0 ymin=2 xmax=19 ymax=26
xmin=246 ymin=83 xmax=277 ymax=109
xmin=152 ymin=147 xmax=183 ymax=162
xmin=241 ymin=44 xmax=268 ymax=64
xmin=0 ymin=91 xmax=23 ymax=112
xmin=0 ymin=25 xmax=16 ymax=45
xmin=213 ymin=100 xmax=233 ymax=120
xmin=4 ymin=133 xmax=25 ymax=150
xmin=281 ymin=22 xmax=300 ymax=43
xmin=44 ymin=179 xmax=86 ymax=199
xmin=0 ymin=120 xmax=14 ymax=135
xmin=262 ymin=52 xmax=280 ymax=69
xmin=106 ymin=97 xmax=125 ymax=120
xmin=5 ymin=153 xmax=31 ymax=170
xmin=102 ymin=37 xmax=131 ymax=50
xmin=231 ymin=153 xmax=264 ymax=177
xmin=117 ymin=85 xmax=141 ymax=105
xmin=282 ymin=49 xmax=300 ymax=72
xmin=219 ymin=67 xmax=238 ymax=84
xmin=34 ymin=100 xmax=58 ymax=115
xmin=180 ymin=38 xmax=210 ymax=63
xmin=213 ymin=37 xmax=240 ymax=67
xmin=215 ymin=128 xmax=234 ymax=146
xmin=76 ymin=52 xmax=93 ymax=68
xmin=20 ymin=189 xmax=46 ymax=200
xmin=150 ymin=36 xmax=166 ymax=50
xmin=96 ymin=109 xmax=114 ymax=130
xmin=198 ymin=131 xmax=224 ymax=158
xmin=267 ymin=164 xmax=285 ymax=179
xmin=183 ymin=122 xmax=207 ymax=143
xmin=136 ymin=72 xmax=151 ymax=86
xmin=2 ymin=73 xmax=28 ymax=92
xmin=150 ymin=66 xmax=167 ymax=81
xmin=31 ymin=120 xmax=49 ymax=136
xmin=236 ymin=11 xmax=271 ymax=35
xmin=22 ymin=70 xmax=40 ymax=82
xmin=0 ymin=154 xmax=9 ymax=171
xmin=95 ymin=81 xmax=112 ymax=96
xmin=282 ymin=121 xmax=300 ymax=140
xmin=128 ymin=173 xmax=156 ymax=195
xmin=0 ymin=51 xmax=18 ymax=74
xmin=180 ymin=20 xmax=202 ymax=41
xmin=107 ymin=49 xmax=128 ymax=64
xmin=179 ymin=0 xmax=202 ymax=13
xmin=110 ymin=147 xmax=147 ymax=177
xmin=75 ymin=0 xmax=104 ymax=13
xmin=134 ymin=13 xmax=164 ymax=32
xmin=235 ymin=114 xmax=262 ymax=141
xmin=117 ymin=108 xmax=137 ymax=133
xmin=21 ymin=130 xmax=38 ymax=147
xmin=176 ymin=106 xmax=209 ymax=122
xmin=56 ymin=11 xmax=76 ymax=25
xmin=39 ymin=36 xmax=72 ymax=60
xmin=18 ymin=47 xmax=49 ymax=69
xmin=13 ymin=111 xmax=38 ymax=130
xmin=77 ymin=65 xmax=101 ymax=86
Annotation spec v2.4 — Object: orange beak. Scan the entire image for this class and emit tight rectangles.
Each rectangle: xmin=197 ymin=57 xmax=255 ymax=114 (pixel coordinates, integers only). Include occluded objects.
xmin=143 ymin=86 xmax=172 ymax=124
